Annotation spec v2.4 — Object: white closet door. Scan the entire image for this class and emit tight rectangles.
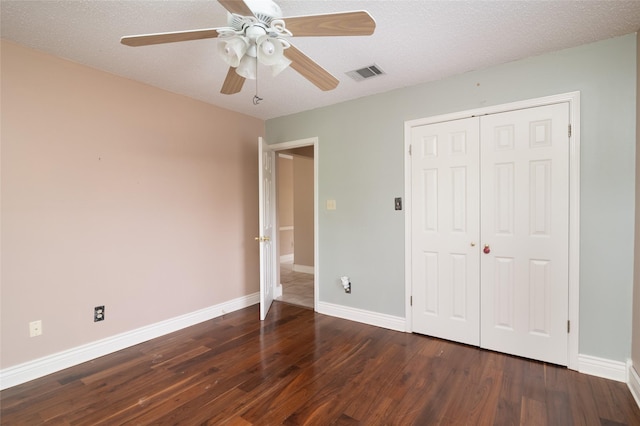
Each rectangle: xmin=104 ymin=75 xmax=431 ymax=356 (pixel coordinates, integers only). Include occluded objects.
xmin=411 ymin=117 xmax=481 ymax=346
xmin=479 ymin=103 xmax=569 ymax=365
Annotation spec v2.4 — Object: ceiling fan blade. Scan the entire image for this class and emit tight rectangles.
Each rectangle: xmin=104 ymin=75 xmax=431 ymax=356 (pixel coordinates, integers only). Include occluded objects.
xmin=218 ymin=0 xmax=254 ymax=17
xmin=121 ymin=28 xmax=220 ymax=46
xmin=220 ymin=67 xmax=246 ymax=94
xmin=284 ymin=44 xmax=339 ymax=91
xmin=284 ymin=11 xmax=375 ymax=37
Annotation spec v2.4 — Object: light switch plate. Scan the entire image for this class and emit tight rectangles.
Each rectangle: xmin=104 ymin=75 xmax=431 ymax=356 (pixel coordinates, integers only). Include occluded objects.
xmin=395 ymin=197 xmax=402 ymax=210
xmin=326 ymin=199 xmax=336 ymax=210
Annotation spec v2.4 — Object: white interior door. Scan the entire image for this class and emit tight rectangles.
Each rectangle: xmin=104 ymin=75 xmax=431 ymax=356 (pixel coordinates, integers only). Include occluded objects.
xmin=410 ymin=117 xmax=481 ymax=346
xmin=480 ymin=103 xmax=569 ymax=365
xmin=258 ymin=137 xmax=276 ymax=320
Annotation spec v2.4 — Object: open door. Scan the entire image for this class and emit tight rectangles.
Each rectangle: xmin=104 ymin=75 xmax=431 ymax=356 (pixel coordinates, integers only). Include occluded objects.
xmin=258 ymin=137 xmax=276 ymax=320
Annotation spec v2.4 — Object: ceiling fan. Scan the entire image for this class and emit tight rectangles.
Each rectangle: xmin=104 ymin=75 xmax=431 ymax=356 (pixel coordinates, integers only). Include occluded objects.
xmin=121 ymin=0 xmax=376 ymax=97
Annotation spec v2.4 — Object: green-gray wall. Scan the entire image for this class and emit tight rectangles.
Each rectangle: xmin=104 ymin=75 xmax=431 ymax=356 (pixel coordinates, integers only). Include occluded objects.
xmin=266 ymin=34 xmax=637 ymax=363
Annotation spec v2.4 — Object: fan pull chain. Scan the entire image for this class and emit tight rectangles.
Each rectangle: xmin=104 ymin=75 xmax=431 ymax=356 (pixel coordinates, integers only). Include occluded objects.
xmin=253 ymin=59 xmax=263 ymax=105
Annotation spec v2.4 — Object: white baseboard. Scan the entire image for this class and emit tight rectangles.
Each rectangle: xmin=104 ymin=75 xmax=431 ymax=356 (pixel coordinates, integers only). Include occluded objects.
xmin=0 ymin=292 xmax=259 ymax=391
xmin=628 ymin=360 xmax=640 ymax=409
xmin=280 ymin=254 xmax=293 ymax=263
xmin=293 ymin=264 xmax=314 ymax=274
xmin=317 ymin=301 xmax=405 ymax=332
xmin=577 ymin=354 xmax=627 ymax=382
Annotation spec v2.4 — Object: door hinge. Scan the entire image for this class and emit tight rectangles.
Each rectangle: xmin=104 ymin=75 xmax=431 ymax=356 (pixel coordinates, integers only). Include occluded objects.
xmin=409 ymin=145 xmax=412 ymax=156
xmin=568 ymin=124 xmax=572 ymax=138
xmin=567 ymin=320 xmax=570 ymax=333
xmin=410 ymin=296 xmax=413 ymax=306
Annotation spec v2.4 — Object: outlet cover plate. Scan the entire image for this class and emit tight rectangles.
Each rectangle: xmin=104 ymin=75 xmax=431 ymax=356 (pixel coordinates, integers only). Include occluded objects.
xmin=94 ymin=306 xmax=105 ymax=322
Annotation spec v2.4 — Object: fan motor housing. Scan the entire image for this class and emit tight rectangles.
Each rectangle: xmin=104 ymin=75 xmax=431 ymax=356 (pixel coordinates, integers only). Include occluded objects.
xmin=243 ymin=0 xmax=282 ymax=20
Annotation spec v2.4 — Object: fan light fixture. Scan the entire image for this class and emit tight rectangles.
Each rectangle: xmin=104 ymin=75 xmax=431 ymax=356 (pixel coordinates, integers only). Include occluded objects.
xmin=120 ymin=0 xmax=376 ymax=97
xmin=217 ymin=15 xmax=292 ymax=79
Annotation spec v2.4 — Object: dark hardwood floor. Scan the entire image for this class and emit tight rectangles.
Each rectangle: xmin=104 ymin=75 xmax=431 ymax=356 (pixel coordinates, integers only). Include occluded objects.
xmin=2 ymin=301 xmax=639 ymax=425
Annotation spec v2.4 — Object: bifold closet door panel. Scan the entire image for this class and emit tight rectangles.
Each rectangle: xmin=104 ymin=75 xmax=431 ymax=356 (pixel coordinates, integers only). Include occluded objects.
xmin=411 ymin=117 xmax=481 ymax=346
xmin=479 ymin=102 xmax=570 ymax=366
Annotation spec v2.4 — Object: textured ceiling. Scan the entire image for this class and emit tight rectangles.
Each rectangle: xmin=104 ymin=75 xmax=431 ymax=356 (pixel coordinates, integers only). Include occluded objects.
xmin=2 ymin=0 xmax=640 ymax=120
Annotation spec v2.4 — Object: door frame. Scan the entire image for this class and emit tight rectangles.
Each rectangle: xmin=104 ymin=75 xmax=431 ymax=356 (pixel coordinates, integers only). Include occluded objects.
xmin=268 ymin=137 xmax=319 ymax=312
xmin=404 ymin=91 xmax=580 ymax=370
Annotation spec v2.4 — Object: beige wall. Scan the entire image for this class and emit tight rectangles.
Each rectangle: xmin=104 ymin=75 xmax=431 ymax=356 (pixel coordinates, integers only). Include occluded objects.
xmin=293 ymin=155 xmax=314 ymax=268
xmin=277 ymin=155 xmax=294 ymax=257
xmin=0 ymin=40 xmax=264 ymax=368
xmin=633 ymin=30 xmax=640 ymax=372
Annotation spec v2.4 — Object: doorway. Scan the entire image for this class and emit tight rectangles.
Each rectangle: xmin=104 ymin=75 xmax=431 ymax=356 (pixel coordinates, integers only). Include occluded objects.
xmin=267 ymin=137 xmax=318 ymax=312
xmin=276 ymin=147 xmax=314 ymax=308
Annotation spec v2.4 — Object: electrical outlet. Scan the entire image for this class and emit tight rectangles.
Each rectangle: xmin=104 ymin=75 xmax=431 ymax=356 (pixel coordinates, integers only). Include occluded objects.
xmin=29 ymin=320 xmax=42 ymax=337
xmin=340 ymin=276 xmax=351 ymax=294
xmin=94 ymin=306 xmax=105 ymax=322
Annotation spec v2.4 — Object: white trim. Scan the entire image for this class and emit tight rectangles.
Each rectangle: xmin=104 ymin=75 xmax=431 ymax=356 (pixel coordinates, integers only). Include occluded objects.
xmin=577 ymin=354 xmax=627 ymax=382
xmin=317 ymin=301 xmax=405 ymax=332
xmin=279 ymin=226 xmax=294 ymax=231
xmin=280 ymin=253 xmax=294 ymax=263
xmin=404 ymin=92 xmax=580 ymax=128
xmin=278 ymin=153 xmax=293 ymax=160
xmin=627 ymin=360 xmax=640 ymax=409
xmin=0 ymin=293 xmax=259 ymax=391
xmin=404 ymin=117 xmax=413 ymax=333
xmin=567 ymin=93 xmax=581 ymax=371
xmin=293 ymin=264 xmax=314 ymax=274
xmin=404 ymin=92 xmax=581 ymax=370
xmin=269 ymin=137 xmax=319 ymax=313
xmin=274 ymin=283 xmax=283 ymax=300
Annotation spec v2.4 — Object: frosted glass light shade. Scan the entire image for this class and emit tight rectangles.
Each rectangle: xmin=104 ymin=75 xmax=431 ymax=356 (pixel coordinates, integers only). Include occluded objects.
xmin=257 ymin=37 xmax=286 ymax=66
xmin=217 ymin=37 xmax=248 ymax=68
xmin=270 ymin=56 xmax=292 ymax=76
xmin=218 ymin=32 xmax=291 ymax=80
xmin=236 ymin=55 xmax=257 ymax=80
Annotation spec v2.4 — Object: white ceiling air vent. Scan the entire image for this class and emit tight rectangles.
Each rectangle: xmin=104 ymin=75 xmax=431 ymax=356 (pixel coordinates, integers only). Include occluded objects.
xmin=346 ymin=64 xmax=385 ymax=82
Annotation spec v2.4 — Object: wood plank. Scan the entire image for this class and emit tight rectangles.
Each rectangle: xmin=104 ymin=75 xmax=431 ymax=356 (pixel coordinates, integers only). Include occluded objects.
xmin=521 ymin=396 xmax=548 ymax=426
xmin=411 ymin=342 xmax=484 ymax=424
xmin=567 ymin=368 xmax=604 ymax=425
xmin=444 ymin=349 xmax=505 ymax=424
xmin=2 ymin=302 xmax=640 ymax=425
xmin=493 ymin=354 xmax=526 ymax=425
xmin=544 ymin=362 xmax=574 ymax=425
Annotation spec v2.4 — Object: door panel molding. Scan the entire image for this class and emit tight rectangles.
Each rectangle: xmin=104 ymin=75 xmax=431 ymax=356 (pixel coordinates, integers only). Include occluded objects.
xmin=404 ymin=92 xmax=580 ymax=370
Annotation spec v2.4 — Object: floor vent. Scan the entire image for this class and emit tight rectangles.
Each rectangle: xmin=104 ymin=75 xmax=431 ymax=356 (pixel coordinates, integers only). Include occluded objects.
xmin=346 ymin=64 xmax=385 ymax=82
